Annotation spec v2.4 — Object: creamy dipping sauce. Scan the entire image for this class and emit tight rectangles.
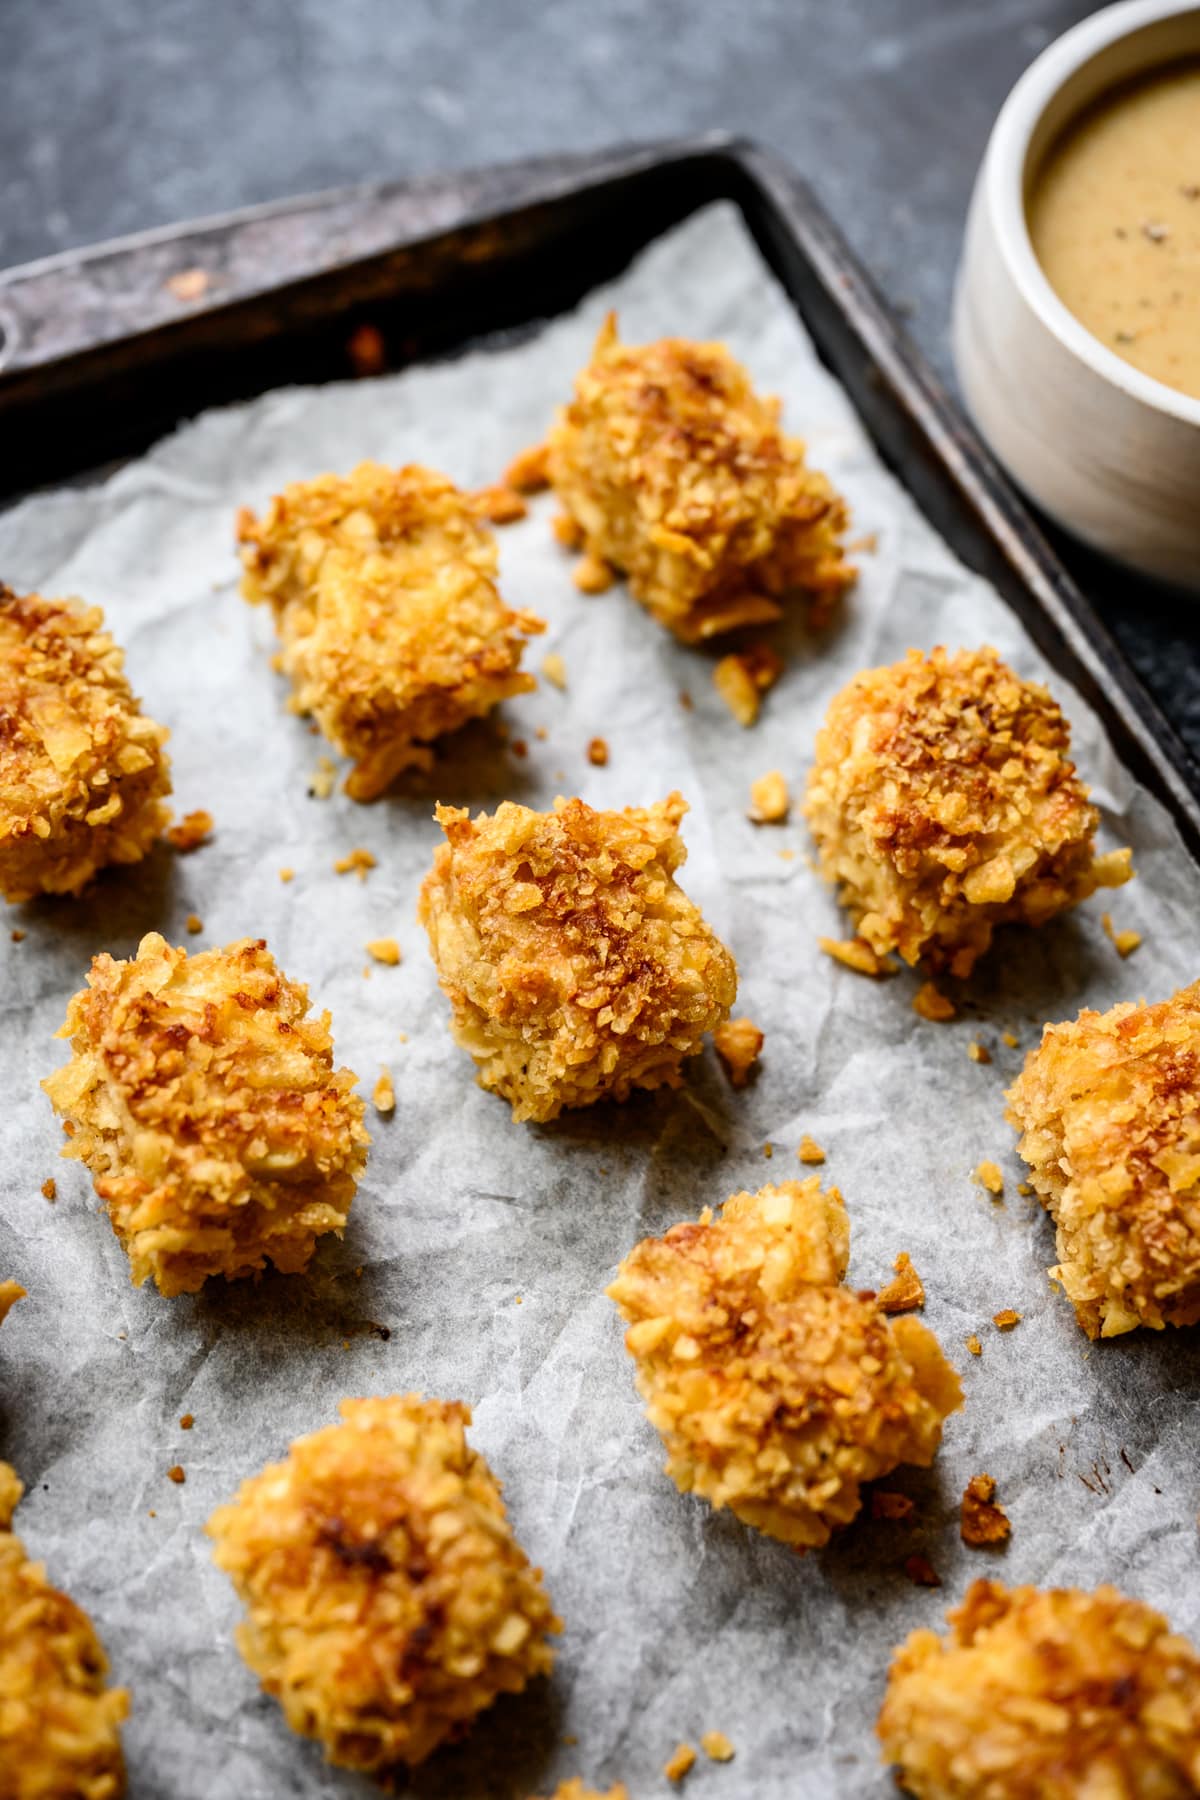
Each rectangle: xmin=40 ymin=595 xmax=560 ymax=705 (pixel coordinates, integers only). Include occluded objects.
xmin=1027 ymin=58 xmax=1200 ymax=401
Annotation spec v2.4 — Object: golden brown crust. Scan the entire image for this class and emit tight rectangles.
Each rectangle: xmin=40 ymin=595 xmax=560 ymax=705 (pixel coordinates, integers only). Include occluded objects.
xmin=0 ymin=1282 xmax=23 ymax=1328
xmin=878 ymin=1578 xmax=1200 ymax=1798
xmin=238 ymin=463 xmax=544 ymax=799
xmin=804 ymin=647 xmax=1132 ymax=976
xmin=960 ymin=1474 xmax=1010 ymax=1547
xmin=418 ymin=792 xmax=737 ymax=1123
xmin=1007 ymin=983 xmax=1200 ymax=1337
xmin=42 ymin=932 xmax=369 ymax=1296
xmin=607 ymin=1181 xmax=961 ymax=1548
xmin=0 ymin=589 xmax=171 ymax=903
xmin=207 ymin=1395 xmax=560 ymax=1774
xmin=0 ymin=1460 xmax=128 ymax=1800
xmin=546 ymin=316 xmax=855 ymax=643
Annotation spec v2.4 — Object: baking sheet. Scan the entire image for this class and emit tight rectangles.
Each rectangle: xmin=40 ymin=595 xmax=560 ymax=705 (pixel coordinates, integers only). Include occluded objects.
xmin=2 ymin=201 xmax=1198 ymax=1800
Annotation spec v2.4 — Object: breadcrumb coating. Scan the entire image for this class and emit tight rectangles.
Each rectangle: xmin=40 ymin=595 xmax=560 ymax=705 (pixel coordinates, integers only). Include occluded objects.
xmin=0 ymin=1282 xmax=22 ymax=1327
xmin=419 ymin=792 xmax=737 ymax=1123
xmin=546 ymin=316 xmax=854 ymax=643
xmin=607 ymin=1180 xmax=961 ymax=1548
xmin=207 ymin=1395 xmax=560 ymax=1774
xmin=0 ymin=589 xmax=171 ymax=904
xmin=1007 ymin=983 xmax=1200 ymax=1337
xmin=0 ymin=1460 xmax=128 ymax=1800
xmin=42 ymin=933 xmax=368 ymax=1296
xmin=878 ymin=1578 xmax=1200 ymax=1798
xmin=804 ymin=647 xmax=1132 ymax=976
xmin=238 ymin=463 xmax=544 ymax=799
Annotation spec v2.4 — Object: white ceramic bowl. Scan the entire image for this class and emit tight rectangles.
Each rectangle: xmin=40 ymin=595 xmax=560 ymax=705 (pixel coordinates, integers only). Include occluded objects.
xmin=954 ymin=0 xmax=1200 ymax=591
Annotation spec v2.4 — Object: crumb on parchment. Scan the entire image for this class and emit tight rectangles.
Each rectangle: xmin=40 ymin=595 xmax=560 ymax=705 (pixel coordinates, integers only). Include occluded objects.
xmin=310 ymin=757 xmax=337 ymax=800
xmin=701 ymin=1730 xmax=735 ymax=1763
xmin=714 ymin=646 xmax=782 ymax=727
xmin=334 ymin=847 xmax=376 ymax=879
xmin=165 ymin=809 xmax=213 ymax=853
xmin=471 ymin=484 xmax=527 ymax=526
xmin=41 ymin=1178 xmax=56 ymax=1202
xmin=365 ymin=938 xmax=401 ymax=966
xmin=279 ymin=867 xmax=295 ymax=883
xmin=541 ymin=652 xmax=567 ymax=690
xmin=530 ymin=1783 xmax=630 ymax=1800
xmin=904 ymin=1554 xmax=941 ymax=1588
xmin=1002 ymin=1030 xmax=1019 ymax=1048
xmin=871 ymin=1490 xmax=914 ymax=1522
xmin=180 ymin=1415 xmax=194 ymax=1430
xmin=797 ymin=1134 xmax=825 ymax=1165
xmin=664 ymin=1743 xmax=696 ymax=1783
xmin=0 ymin=1282 xmax=24 ymax=1326
xmin=586 ymin=737 xmax=609 ymax=767
xmin=965 ymin=1334 xmax=982 ymax=1356
xmin=877 ymin=1252 xmax=925 ymax=1314
xmin=913 ymin=981 xmax=955 ymax=1022
xmin=573 ymin=555 xmax=615 ymax=595
xmin=166 ymin=1465 xmax=185 ymax=1485
xmin=961 ymin=1473 xmax=1011 ymax=1547
xmin=993 ymin=1310 xmax=1021 ymax=1331
xmin=974 ymin=1161 xmax=1004 ymax=1197
xmin=553 ymin=513 xmax=584 ymax=551
xmin=712 ymin=1017 xmax=763 ymax=1088
xmin=968 ymin=1040 xmax=991 ymax=1064
xmin=185 ymin=913 xmax=202 ymax=935
xmin=1101 ymin=910 xmax=1142 ymax=957
xmin=748 ymin=770 xmax=790 ymax=823
xmin=504 ymin=444 xmax=550 ymax=493
xmin=819 ymin=935 xmax=894 ymax=977
xmin=373 ymin=1068 xmax=396 ymax=1115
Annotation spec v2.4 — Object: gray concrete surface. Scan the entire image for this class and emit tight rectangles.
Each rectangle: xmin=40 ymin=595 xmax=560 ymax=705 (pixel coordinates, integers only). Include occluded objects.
xmin=3 ymin=0 xmax=1197 ymax=754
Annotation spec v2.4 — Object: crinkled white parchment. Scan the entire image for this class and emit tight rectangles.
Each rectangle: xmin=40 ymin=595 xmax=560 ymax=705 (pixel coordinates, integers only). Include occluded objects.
xmin=1 ymin=203 xmax=1198 ymax=1800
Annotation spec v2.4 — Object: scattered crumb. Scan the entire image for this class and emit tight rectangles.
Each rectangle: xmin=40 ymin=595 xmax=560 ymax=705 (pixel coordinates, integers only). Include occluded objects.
xmin=180 ymin=1414 xmax=194 ymax=1430
xmin=1101 ymin=911 xmax=1142 ymax=958
xmin=334 ymin=847 xmax=377 ymax=880
xmin=398 ymin=1032 xmax=408 ymax=1044
xmin=10 ymin=929 xmax=25 ymax=943
xmin=778 ymin=848 xmax=795 ymax=862
xmin=165 ymin=809 xmax=213 ymax=853
xmin=373 ymin=1068 xmax=396 ymax=1115
xmin=279 ymin=867 xmax=295 ymax=883
xmin=366 ymin=938 xmax=402 ymax=966
xmin=185 ymin=913 xmax=203 ymax=935
xmin=966 ymin=1334 xmax=983 ymax=1356
xmin=148 ymin=1509 xmax=157 ymax=1518
xmin=846 ymin=530 xmax=879 ymax=554
xmin=904 ymin=1553 xmax=941 ymax=1588
xmin=471 ymin=483 xmax=527 ymax=525
xmin=961 ymin=1472 xmax=1011 ymax=1546
xmin=912 ymin=981 xmax=955 ymax=1022
xmin=41 ymin=1178 xmax=56 ymax=1202
xmin=166 ymin=1465 xmax=186 ymax=1485
xmin=542 ymin=651 xmax=568 ymax=690
xmin=515 ymin=1296 xmax=522 ymax=1305
xmin=310 ymin=756 xmax=336 ymax=800
xmin=679 ymin=689 xmax=693 ymax=711
xmin=574 ymin=553 xmax=615 ymax=594
xmin=552 ymin=511 xmax=585 ymax=550
xmin=871 ymin=1491 xmax=915 ymax=1522
xmin=877 ymin=1251 xmax=925 ymax=1314
xmin=701 ymin=1731 xmax=735 ymax=1764
xmin=504 ymin=443 xmax=550 ymax=493
xmin=713 ymin=646 xmax=782 ymax=726
xmin=968 ymin=1040 xmax=992 ymax=1064
xmin=819 ymin=935 xmax=893 ymax=977
xmin=797 ymin=1135 xmax=825 ymax=1165
xmin=1017 ymin=1181 xmax=1032 ymax=1197
xmin=1002 ymin=1030 xmax=1019 ymax=1049
xmin=664 ymin=1744 xmax=697 ymax=1783
xmin=993 ymin=1309 xmax=1021 ymax=1331
xmin=974 ymin=1161 xmax=1004 ymax=1197
xmin=762 ymin=1143 xmax=774 ymax=1159
xmin=712 ymin=1017 xmax=763 ymax=1088
xmin=535 ymin=726 xmax=548 ymax=741
xmin=165 ymin=267 xmax=211 ymax=302
xmin=346 ymin=322 xmax=386 ymax=376
xmin=587 ymin=737 xmax=609 ymax=767
xmin=747 ymin=769 xmax=790 ymax=824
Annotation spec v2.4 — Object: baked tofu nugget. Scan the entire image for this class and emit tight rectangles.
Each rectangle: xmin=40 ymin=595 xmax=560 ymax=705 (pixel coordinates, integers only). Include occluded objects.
xmin=419 ymin=792 xmax=737 ymax=1123
xmin=0 ymin=589 xmax=171 ymax=904
xmin=42 ymin=932 xmax=368 ymax=1296
xmin=238 ymin=462 xmax=543 ymax=799
xmin=0 ymin=1282 xmax=23 ymax=1328
xmin=1007 ymin=983 xmax=1200 ymax=1338
xmin=0 ymin=1460 xmax=128 ymax=1800
xmin=545 ymin=316 xmax=855 ymax=643
xmin=607 ymin=1180 xmax=962 ymax=1549
xmin=805 ymin=647 xmax=1132 ymax=977
xmin=207 ymin=1395 xmax=560 ymax=1775
xmin=878 ymin=1578 xmax=1200 ymax=1798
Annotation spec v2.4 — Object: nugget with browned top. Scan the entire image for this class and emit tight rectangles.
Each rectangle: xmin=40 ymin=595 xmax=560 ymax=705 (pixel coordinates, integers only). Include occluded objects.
xmin=0 ymin=1460 xmax=129 ymax=1800
xmin=207 ymin=1395 xmax=559 ymax=1774
xmin=607 ymin=1181 xmax=961 ymax=1548
xmin=805 ymin=647 xmax=1131 ymax=977
xmin=419 ymin=792 xmax=737 ymax=1123
xmin=0 ymin=589 xmax=171 ymax=903
xmin=878 ymin=1578 xmax=1200 ymax=1797
xmin=238 ymin=463 xmax=544 ymax=799
xmin=42 ymin=933 xmax=369 ymax=1296
xmin=545 ymin=316 xmax=854 ymax=643
xmin=1007 ymin=982 xmax=1200 ymax=1337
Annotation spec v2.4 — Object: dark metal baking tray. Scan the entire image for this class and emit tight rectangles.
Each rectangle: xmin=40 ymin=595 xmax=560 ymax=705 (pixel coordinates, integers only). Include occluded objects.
xmin=2 ymin=132 xmax=1198 ymax=857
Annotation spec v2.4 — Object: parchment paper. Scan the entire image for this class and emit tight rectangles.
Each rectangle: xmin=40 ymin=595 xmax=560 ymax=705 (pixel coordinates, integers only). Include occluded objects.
xmin=2 ymin=203 xmax=1198 ymax=1800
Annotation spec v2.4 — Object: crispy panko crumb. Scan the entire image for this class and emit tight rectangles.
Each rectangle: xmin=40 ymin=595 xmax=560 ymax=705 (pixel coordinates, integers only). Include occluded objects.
xmin=41 ymin=1178 xmax=55 ymax=1202
xmin=974 ymin=1161 xmax=1004 ymax=1197
xmin=878 ymin=1578 xmax=1200 ymax=1797
xmin=541 ymin=651 xmax=568 ymax=690
xmin=913 ymin=982 xmax=956 ymax=1022
xmin=185 ymin=913 xmax=203 ymax=935
xmin=0 ymin=589 xmax=171 ymax=904
xmin=607 ymin=1180 xmax=961 ymax=1549
xmin=0 ymin=1281 xmax=24 ymax=1326
xmin=372 ymin=1067 xmax=396 ymax=1115
xmin=878 ymin=1252 xmax=925 ymax=1314
xmin=239 ymin=463 xmax=544 ymax=800
xmin=166 ymin=1465 xmax=185 ymax=1485
xmin=586 ymin=737 xmax=609 ymax=767
xmin=504 ymin=444 xmax=551 ymax=494
xmin=701 ymin=1730 xmax=735 ymax=1762
xmin=748 ymin=769 xmax=790 ymax=824
xmin=967 ymin=1040 xmax=992 ymax=1064
xmin=712 ymin=1016 xmax=763 ymax=1088
xmin=1007 ymin=983 xmax=1200 ymax=1338
xmin=553 ymin=512 xmax=585 ymax=551
xmin=346 ymin=322 xmax=385 ymax=377
xmin=965 ymin=1334 xmax=982 ymax=1356
xmin=1002 ymin=1030 xmax=1020 ymax=1049
xmin=310 ymin=757 xmax=336 ymax=800
xmin=419 ymin=793 xmax=736 ymax=1123
xmin=664 ymin=1744 xmax=697 ymax=1783
xmin=0 ymin=1460 xmax=128 ymax=1796
xmin=573 ymin=555 xmax=615 ymax=595
xmin=164 ymin=808 xmax=212 ymax=853
xmin=530 ymin=1784 xmax=629 ymax=1800
xmin=42 ymin=932 xmax=369 ymax=1296
xmin=279 ymin=866 xmax=295 ymax=883
xmin=872 ymin=1490 xmax=915 ymax=1521
xmin=805 ymin=647 xmax=1132 ymax=977
xmin=179 ymin=1414 xmax=194 ymax=1430
xmin=797 ymin=1134 xmax=826 ymax=1165
xmin=961 ymin=1473 xmax=1010 ymax=1547
xmin=334 ymin=847 xmax=376 ymax=880
xmin=905 ymin=1555 xmax=942 ymax=1588
xmin=207 ymin=1395 xmax=560 ymax=1773
xmin=819 ymin=934 xmax=894 ymax=978
xmin=471 ymin=484 xmax=527 ymax=526
xmin=992 ymin=1310 xmax=1020 ymax=1331
xmin=365 ymin=937 xmax=401 ymax=966
xmin=1102 ymin=910 xmax=1143 ymax=958
xmin=546 ymin=315 xmax=854 ymax=642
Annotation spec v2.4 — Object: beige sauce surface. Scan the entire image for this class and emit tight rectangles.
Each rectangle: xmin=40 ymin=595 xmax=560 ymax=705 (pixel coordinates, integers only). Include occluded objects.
xmin=1028 ymin=59 xmax=1200 ymax=400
